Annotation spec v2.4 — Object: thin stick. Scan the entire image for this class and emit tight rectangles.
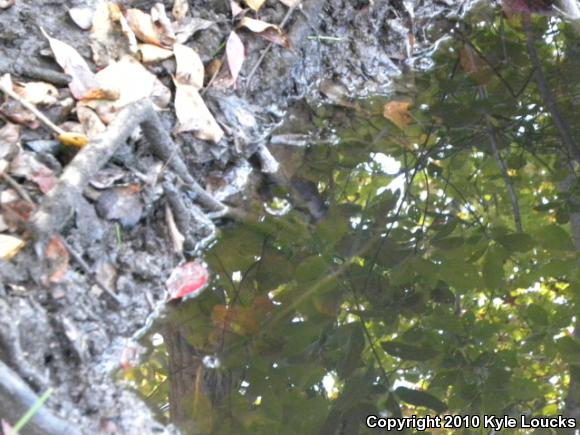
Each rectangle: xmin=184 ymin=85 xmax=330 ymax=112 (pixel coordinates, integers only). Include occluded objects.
xmin=1 ymin=172 xmax=35 ymax=205
xmin=0 ymin=80 xmax=65 ymax=136
xmin=244 ymin=3 xmax=299 ymax=88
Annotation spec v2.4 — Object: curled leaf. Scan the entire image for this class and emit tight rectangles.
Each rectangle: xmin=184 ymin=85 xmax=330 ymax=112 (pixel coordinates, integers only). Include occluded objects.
xmin=150 ymin=3 xmax=176 ymax=47
xmin=240 ymin=17 xmax=290 ymax=47
xmin=125 ymin=8 xmax=162 ymax=46
xmin=138 ymin=43 xmax=174 ymax=63
xmin=172 ymin=0 xmax=189 ymax=22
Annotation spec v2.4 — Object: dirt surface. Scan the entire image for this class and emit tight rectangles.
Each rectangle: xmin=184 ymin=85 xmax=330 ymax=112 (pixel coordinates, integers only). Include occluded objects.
xmin=0 ymin=0 xmax=469 ymax=433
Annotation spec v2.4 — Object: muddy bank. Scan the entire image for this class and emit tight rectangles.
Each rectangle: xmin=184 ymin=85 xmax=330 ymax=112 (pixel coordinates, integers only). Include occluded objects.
xmin=0 ymin=0 xmax=467 ymax=433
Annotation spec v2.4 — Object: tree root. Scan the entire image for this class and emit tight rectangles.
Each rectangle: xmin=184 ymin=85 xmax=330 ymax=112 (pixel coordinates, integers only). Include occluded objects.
xmin=30 ymin=99 xmax=227 ymax=240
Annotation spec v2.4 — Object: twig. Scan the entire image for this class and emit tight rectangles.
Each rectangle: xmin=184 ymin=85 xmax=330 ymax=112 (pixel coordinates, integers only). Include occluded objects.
xmin=478 ymin=87 xmax=523 ymax=232
xmin=12 ymin=63 xmax=71 ymax=87
xmin=31 ymin=99 xmax=227 ymax=239
xmin=0 ymin=80 xmax=66 ymax=137
xmin=60 ymin=238 xmax=123 ymax=305
xmin=244 ymin=2 xmax=299 ymax=89
xmin=1 ymin=172 xmax=35 ymax=205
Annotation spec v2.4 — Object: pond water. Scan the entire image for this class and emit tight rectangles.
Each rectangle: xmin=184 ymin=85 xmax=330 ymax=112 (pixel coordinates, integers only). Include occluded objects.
xmin=121 ymin=2 xmax=580 ymax=434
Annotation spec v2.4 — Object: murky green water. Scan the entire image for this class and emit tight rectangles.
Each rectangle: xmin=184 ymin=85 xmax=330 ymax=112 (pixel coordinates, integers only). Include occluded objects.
xmin=123 ymin=3 xmax=580 ymax=434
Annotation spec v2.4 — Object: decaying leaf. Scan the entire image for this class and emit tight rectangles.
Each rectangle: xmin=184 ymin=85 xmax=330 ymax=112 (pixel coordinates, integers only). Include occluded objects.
xmin=68 ymin=7 xmax=94 ymax=30
xmin=125 ymin=7 xmax=173 ymax=47
xmin=166 ymin=260 xmax=209 ymax=300
xmin=0 ymin=123 xmax=20 ymax=159
xmin=211 ymin=305 xmax=259 ymax=336
xmin=230 ymin=1 xmax=244 ymax=17
xmin=41 ymin=28 xmax=100 ymax=100
xmin=245 ymin=0 xmax=266 ymax=11
xmin=76 ymin=106 xmax=106 ymax=138
xmin=14 ymin=81 xmax=59 ymax=106
xmin=0 ymin=0 xmax=15 ymax=9
xmin=0 ymin=234 xmax=25 ymax=260
xmin=383 ymin=100 xmax=412 ymax=130
xmin=165 ymin=203 xmax=185 ymax=253
xmin=174 ymin=82 xmax=224 ymax=142
xmin=44 ymin=235 xmax=69 ymax=283
xmin=137 ymin=43 xmax=174 ymax=63
xmin=173 ymin=17 xmax=214 ymax=44
xmin=95 ymin=184 xmax=143 ymax=228
xmin=0 ymin=199 xmax=35 ymax=231
xmin=173 ymin=43 xmax=204 ymax=89
xmin=0 ymin=74 xmax=39 ymax=129
xmin=10 ymin=152 xmax=57 ymax=194
xmin=150 ymin=3 xmax=176 ymax=47
xmin=172 ymin=0 xmax=189 ymax=22
xmin=225 ymin=31 xmax=245 ymax=87
xmin=57 ymin=132 xmax=89 ymax=148
xmin=239 ymin=17 xmax=290 ymax=47
xmin=90 ymin=1 xmax=138 ymax=67
xmin=459 ymin=45 xmax=491 ymax=85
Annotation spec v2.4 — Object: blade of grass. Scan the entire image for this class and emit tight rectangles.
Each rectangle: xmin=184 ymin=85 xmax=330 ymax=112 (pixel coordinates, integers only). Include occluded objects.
xmin=11 ymin=388 xmax=53 ymax=434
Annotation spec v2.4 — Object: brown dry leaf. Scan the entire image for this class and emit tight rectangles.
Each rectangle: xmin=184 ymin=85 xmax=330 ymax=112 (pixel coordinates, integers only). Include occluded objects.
xmin=125 ymin=8 xmax=164 ymax=47
xmin=44 ymin=235 xmax=69 ymax=283
xmin=90 ymin=1 xmax=137 ymax=67
xmin=95 ymin=184 xmax=143 ymax=228
xmin=68 ymin=7 xmax=94 ymax=30
xmin=165 ymin=202 xmax=185 ymax=253
xmin=174 ymin=82 xmax=224 ymax=142
xmin=0 ymin=123 xmax=20 ymax=159
xmin=172 ymin=0 xmax=189 ymax=22
xmin=173 ymin=43 xmax=204 ymax=89
xmin=173 ymin=17 xmax=214 ymax=44
xmin=138 ymin=43 xmax=174 ymax=63
xmin=239 ymin=17 xmax=289 ymax=47
xmin=10 ymin=152 xmax=58 ymax=193
xmin=14 ymin=81 xmax=59 ymax=106
xmin=211 ymin=305 xmax=259 ymax=336
xmin=383 ymin=100 xmax=412 ymax=130
xmin=41 ymin=28 xmax=100 ymax=100
xmin=151 ymin=3 xmax=176 ymax=47
xmin=245 ymin=0 xmax=266 ymax=11
xmin=225 ymin=31 xmax=245 ymax=87
xmin=0 ymin=234 xmax=25 ymax=260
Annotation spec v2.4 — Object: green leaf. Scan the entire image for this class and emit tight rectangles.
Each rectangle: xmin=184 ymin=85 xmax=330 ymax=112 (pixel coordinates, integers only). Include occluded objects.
xmin=381 ymin=341 xmax=439 ymax=361
xmin=496 ymin=233 xmax=535 ymax=253
xmin=534 ymin=224 xmax=575 ymax=251
xmin=482 ymin=245 xmax=505 ymax=290
xmin=395 ymin=387 xmax=447 ymax=413
xmin=432 ymin=236 xmax=464 ymax=250
xmin=524 ymin=304 xmax=549 ymax=328
xmin=337 ymin=323 xmax=365 ymax=378
xmin=556 ymin=336 xmax=580 ymax=363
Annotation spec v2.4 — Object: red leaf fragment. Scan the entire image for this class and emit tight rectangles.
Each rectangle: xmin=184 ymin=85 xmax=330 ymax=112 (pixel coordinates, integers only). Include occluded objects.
xmin=166 ymin=260 xmax=209 ymax=300
xmin=44 ymin=235 xmax=70 ymax=283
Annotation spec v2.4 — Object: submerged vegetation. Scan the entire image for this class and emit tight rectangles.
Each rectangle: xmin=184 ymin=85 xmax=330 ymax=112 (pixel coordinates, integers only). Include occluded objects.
xmin=127 ymin=2 xmax=580 ymax=433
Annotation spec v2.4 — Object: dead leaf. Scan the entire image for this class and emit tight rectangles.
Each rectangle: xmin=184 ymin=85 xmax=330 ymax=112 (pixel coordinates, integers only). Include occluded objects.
xmin=212 ymin=305 xmax=259 ymax=336
xmin=0 ymin=234 xmax=25 ymax=260
xmin=383 ymin=100 xmax=412 ymax=130
xmin=10 ymin=152 xmax=57 ymax=193
xmin=225 ymin=31 xmax=245 ymax=87
xmin=151 ymin=3 xmax=176 ymax=47
xmin=245 ymin=0 xmax=266 ymax=11
xmin=173 ymin=17 xmax=214 ymax=44
xmin=68 ymin=7 xmax=94 ymax=30
xmin=76 ymin=106 xmax=106 ymax=139
xmin=137 ymin=43 xmax=174 ymax=63
xmin=125 ymin=8 xmax=165 ymax=47
xmin=459 ymin=45 xmax=491 ymax=85
xmin=165 ymin=202 xmax=185 ymax=253
xmin=278 ymin=0 xmax=300 ymax=6
xmin=0 ymin=0 xmax=15 ymax=9
xmin=57 ymin=132 xmax=89 ymax=148
xmin=173 ymin=82 xmax=224 ymax=142
xmin=14 ymin=81 xmax=59 ymax=106
xmin=230 ymin=1 xmax=244 ymax=17
xmin=41 ymin=28 xmax=101 ymax=100
xmin=44 ymin=235 xmax=69 ymax=283
xmin=0 ymin=199 xmax=35 ymax=231
xmin=0 ymin=123 xmax=20 ymax=159
xmin=173 ymin=43 xmax=204 ymax=89
xmin=95 ymin=184 xmax=143 ymax=227
xmin=172 ymin=0 xmax=189 ymax=22
xmin=90 ymin=2 xmax=138 ymax=67
xmin=166 ymin=260 xmax=209 ymax=300
xmin=239 ymin=17 xmax=289 ymax=47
